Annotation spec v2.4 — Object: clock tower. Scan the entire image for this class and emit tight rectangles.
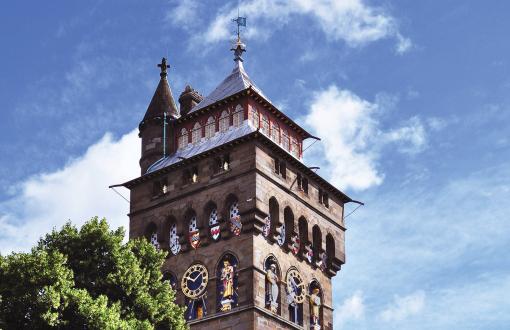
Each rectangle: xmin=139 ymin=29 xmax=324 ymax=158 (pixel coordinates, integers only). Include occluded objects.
xmin=117 ymin=37 xmax=359 ymax=329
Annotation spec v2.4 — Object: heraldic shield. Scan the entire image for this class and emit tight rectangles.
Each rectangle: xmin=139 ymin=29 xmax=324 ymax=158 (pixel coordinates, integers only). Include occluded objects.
xmin=210 ymin=225 xmax=221 ymax=241
xmin=189 ymin=230 xmax=201 ymax=249
xmin=230 ymin=215 xmax=242 ymax=236
xmin=229 ymin=202 xmax=242 ymax=236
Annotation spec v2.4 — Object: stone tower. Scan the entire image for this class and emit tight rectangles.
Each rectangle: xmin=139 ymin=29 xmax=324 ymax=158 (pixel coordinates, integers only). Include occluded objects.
xmin=118 ymin=40 xmax=358 ymax=330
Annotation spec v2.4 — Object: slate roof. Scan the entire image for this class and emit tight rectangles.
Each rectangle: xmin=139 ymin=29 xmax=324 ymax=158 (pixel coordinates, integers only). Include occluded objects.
xmin=189 ymin=60 xmax=270 ymax=113
xmin=146 ymin=121 xmax=257 ymax=173
xmin=143 ymin=76 xmax=179 ymax=121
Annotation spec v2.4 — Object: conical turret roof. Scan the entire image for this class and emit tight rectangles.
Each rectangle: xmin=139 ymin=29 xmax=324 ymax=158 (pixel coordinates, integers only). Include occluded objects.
xmin=143 ymin=58 xmax=179 ymax=122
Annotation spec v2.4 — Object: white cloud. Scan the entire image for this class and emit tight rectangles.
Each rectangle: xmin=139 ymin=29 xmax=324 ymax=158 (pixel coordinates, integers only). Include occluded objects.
xmin=333 ymin=163 xmax=510 ymax=329
xmin=303 ymin=85 xmax=428 ymax=191
xmin=334 ymin=291 xmax=365 ymax=328
xmin=0 ymin=131 xmax=139 ymax=254
xmin=176 ymin=0 xmax=409 ymax=52
xmin=166 ymin=0 xmax=201 ymax=31
xmin=379 ymin=291 xmax=425 ymax=322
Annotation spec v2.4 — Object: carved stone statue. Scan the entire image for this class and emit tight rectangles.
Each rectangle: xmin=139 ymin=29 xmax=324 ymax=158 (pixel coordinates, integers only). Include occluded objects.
xmin=266 ymin=263 xmax=279 ymax=313
xmin=310 ymin=287 xmax=322 ymax=329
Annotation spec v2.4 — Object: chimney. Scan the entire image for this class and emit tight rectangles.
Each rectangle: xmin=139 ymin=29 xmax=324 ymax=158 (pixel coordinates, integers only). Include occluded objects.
xmin=178 ymin=85 xmax=203 ymax=116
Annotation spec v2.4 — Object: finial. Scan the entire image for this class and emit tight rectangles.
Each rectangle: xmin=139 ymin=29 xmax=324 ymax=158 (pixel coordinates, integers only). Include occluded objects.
xmin=231 ymin=15 xmax=247 ymax=62
xmin=157 ymin=57 xmax=170 ymax=78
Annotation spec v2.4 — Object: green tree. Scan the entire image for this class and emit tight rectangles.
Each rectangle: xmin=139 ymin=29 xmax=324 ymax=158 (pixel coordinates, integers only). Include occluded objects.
xmin=0 ymin=217 xmax=187 ymax=330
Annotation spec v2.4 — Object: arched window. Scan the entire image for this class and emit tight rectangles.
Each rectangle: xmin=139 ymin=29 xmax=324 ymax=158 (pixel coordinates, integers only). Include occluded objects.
xmin=233 ymin=104 xmax=244 ymax=126
xmin=191 ymin=122 xmax=201 ymax=144
xmin=264 ymin=255 xmax=281 ymax=315
xmin=298 ymin=217 xmax=309 ymax=258
xmin=282 ymin=129 xmax=290 ymax=151
xmin=283 ymin=207 xmax=294 ymax=247
xmin=205 ymin=116 xmax=215 ymax=138
xmin=309 ymin=280 xmax=323 ymax=328
xmin=178 ymin=128 xmax=188 ymax=149
xmin=268 ymin=197 xmax=279 ymax=238
xmin=271 ymin=122 xmax=280 ymax=143
xmin=217 ymin=253 xmax=239 ymax=312
xmin=291 ymin=136 xmax=299 ymax=158
xmin=312 ymin=225 xmax=322 ymax=264
xmin=145 ymin=222 xmax=159 ymax=250
xmin=219 ymin=110 xmax=230 ymax=132
xmin=251 ymin=107 xmax=260 ymax=128
xmin=261 ymin=113 xmax=270 ymax=135
xmin=326 ymin=233 xmax=335 ymax=269
xmin=188 ymin=211 xmax=200 ymax=249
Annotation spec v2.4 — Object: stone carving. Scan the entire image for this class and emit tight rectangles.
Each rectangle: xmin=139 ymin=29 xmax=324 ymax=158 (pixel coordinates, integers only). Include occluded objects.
xmin=305 ymin=242 xmax=314 ymax=263
xmin=277 ymin=222 xmax=286 ymax=246
xmin=262 ymin=215 xmax=271 ymax=237
xmin=290 ymin=234 xmax=300 ymax=255
xmin=265 ymin=261 xmax=279 ymax=313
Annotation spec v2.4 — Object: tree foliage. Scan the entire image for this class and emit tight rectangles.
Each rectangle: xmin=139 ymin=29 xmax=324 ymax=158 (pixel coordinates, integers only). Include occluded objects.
xmin=0 ymin=217 xmax=187 ymax=330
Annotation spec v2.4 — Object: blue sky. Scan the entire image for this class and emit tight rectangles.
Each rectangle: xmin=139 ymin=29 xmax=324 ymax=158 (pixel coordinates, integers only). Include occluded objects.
xmin=1 ymin=1 xmax=509 ymax=329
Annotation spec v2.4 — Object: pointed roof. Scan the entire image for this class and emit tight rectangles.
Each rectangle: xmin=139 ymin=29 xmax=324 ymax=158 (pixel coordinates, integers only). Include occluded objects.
xmin=142 ymin=58 xmax=179 ymax=122
xmin=189 ymin=40 xmax=269 ymax=114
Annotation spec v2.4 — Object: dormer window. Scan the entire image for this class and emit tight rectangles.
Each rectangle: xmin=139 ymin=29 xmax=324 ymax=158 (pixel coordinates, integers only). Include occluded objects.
xmin=261 ymin=114 xmax=270 ymax=136
xmin=219 ymin=110 xmax=229 ymax=132
xmin=291 ymin=136 xmax=299 ymax=158
xmin=271 ymin=122 xmax=280 ymax=143
xmin=251 ymin=107 xmax=260 ymax=128
xmin=282 ymin=130 xmax=290 ymax=151
xmin=233 ymin=105 xmax=243 ymax=126
xmin=178 ymin=128 xmax=188 ymax=149
xmin=192 ymin=122 xmax=202 ymax=144
xmin=205 ymin=116 xmax=215 ymax=138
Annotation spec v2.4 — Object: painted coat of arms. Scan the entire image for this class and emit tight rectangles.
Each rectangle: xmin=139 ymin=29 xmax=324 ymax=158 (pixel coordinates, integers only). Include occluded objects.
xmin=277 ymin=223 xmax=286 ymax=246
xmin=188 ymin=230 xmax=201 ymax=249
xmin=209 ymin=208 xmax=221 ymax=241
xmin=290 ymin=234 xmax=300 ymax=255
xmin=230 ymin=215 xmax=242 ymax=236
xmin=305 ymin=243 xmax=314 ymax=263
xmin=318 ymin=252 xmax=328 ymax=271
xmin=210 ymin=225 xmax=221 ymax=241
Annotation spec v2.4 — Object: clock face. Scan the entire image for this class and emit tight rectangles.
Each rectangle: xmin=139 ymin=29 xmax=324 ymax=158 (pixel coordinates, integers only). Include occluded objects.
xmin=286 ymin=269 xmax=305 ymax=304
xmin=181 ymin=264 xmax=209 ymax=299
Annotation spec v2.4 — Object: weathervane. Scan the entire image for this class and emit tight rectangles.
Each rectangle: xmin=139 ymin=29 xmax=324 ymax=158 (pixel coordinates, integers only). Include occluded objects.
xmin=157 ymin=57 xmax=170 ymax=78
xmin=231 ymin=14 xmax=247 ymax=62
xmin=232 ymin=14 xmax=246 ymax=42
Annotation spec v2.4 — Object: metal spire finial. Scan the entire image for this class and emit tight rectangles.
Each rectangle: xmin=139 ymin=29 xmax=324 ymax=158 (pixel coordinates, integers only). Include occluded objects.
xmin=231 ymin=15 xmax=247 ymax=62
xmin=157 ymin=57 xmax=170 ymax=78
